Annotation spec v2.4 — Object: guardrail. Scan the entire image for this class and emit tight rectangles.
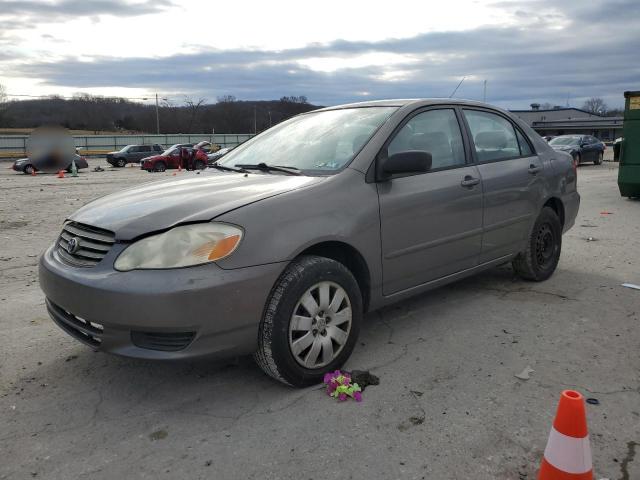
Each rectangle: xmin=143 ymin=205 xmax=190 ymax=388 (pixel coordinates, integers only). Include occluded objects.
xmin=0 ymin=133 xmax=255 ymax=159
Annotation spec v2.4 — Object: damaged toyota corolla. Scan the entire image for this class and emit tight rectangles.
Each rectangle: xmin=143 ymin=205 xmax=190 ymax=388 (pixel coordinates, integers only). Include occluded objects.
xmin=39 ymin=99 xmax=579 ymax=386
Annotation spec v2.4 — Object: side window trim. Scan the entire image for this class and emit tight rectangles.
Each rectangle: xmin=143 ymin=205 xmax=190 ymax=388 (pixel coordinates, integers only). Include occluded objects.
xmin=376 ymin=105 xmax=470 ymax=180
xmin=460 ymin=107 xmax=537 ymax=164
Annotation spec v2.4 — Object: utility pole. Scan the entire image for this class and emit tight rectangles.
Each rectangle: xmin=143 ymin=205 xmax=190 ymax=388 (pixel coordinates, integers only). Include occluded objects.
xmin=254 ymin=106 xmax=257 ymax=134
xmin=483 ymin=80 xmax=487 ymax=103
xmin=268 ymin=110 xmax=272 ymax=127
xmin=155 ymin=93 xmax=160 ymax=134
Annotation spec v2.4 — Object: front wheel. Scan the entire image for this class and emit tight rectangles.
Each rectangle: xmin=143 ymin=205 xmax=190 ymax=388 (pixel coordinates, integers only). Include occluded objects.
xmin=594 ymin=152 xmax=603 ymax=165
xmin=572 ymin=153 xmax=581 ymax=168
xmin=254 ymin=255 xmax=362 ymax=387
xmin=154 ymin=162 xmax=166 ymax=172
xmin=512 ymin=207 xmax=562 ymax=281
xmin=23 ymin=164 xmax=35 ymax=175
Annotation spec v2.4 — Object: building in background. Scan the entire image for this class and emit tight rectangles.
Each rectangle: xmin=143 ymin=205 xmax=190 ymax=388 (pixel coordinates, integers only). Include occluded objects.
xmin=511 ymin=104 xmax=623 ymax=141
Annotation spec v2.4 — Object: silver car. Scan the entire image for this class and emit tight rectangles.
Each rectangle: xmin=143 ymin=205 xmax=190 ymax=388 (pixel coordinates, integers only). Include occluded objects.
xmin=39 ymin=99 xmax=579 ymax=386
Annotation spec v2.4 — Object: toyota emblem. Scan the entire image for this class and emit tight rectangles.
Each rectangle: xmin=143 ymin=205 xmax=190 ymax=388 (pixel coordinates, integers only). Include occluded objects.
xmin=66 ymin=237 xmax=81 ymax=254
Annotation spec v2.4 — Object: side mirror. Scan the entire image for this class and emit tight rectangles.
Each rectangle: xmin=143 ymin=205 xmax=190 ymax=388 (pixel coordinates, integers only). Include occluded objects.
xmin=378 ymin=150 xmax=432 ymax=180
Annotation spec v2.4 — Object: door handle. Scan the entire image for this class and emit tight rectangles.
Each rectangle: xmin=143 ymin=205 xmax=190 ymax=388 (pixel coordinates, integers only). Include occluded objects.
xmin=460 ymin=176 xmax=480 ymax=187
xmin=528 ymin=164 xmax=541 ymax=174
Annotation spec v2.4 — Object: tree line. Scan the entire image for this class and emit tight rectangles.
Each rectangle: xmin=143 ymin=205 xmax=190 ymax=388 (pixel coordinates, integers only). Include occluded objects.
xmin=0 ymin=89 xmax=319 ymax=134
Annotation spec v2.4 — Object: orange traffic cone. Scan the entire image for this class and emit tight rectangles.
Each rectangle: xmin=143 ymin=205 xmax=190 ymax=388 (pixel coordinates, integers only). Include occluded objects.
xmin=57 ymin=170 xmax=65 ymax=178
xmin=538 ymin=390 xmax=593 ymax=480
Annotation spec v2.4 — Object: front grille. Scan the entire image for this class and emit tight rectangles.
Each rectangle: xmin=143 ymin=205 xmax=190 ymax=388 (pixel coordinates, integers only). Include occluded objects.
xmin=131 ymin=331 xmax=195 ymax=352
xmin=46 ymin=299 xmax=103 ymax=348
xmin=56 ymin=221 xmax=115 ymax=267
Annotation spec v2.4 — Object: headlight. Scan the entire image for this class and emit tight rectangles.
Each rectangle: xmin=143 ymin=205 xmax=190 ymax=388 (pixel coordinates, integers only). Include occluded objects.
xmin=114 ymin=223 xmax=242 ymax=271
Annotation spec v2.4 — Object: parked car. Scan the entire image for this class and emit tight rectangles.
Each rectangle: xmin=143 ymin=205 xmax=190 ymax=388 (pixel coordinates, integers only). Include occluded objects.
xmin=39 ymin=99 xmax=579 ymax=386
xmin=12 ymin=153 xmax=88 ymax=174
xmin=140 ymin=143 xmax=208 ymax=172
xmin=548 ymin=135 xmax=605 ymax=166
xmin=541 ymin=135 xmax=554 ymax=142
xmin=207 ymin=147 xmax=232 ymax=165
xmin=106 ymin=144 xmax=164 ymax=167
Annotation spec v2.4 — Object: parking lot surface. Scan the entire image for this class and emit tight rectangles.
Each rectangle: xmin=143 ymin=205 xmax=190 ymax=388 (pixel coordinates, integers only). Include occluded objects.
xmin=1 ymin=158 xmax=639 ymax=479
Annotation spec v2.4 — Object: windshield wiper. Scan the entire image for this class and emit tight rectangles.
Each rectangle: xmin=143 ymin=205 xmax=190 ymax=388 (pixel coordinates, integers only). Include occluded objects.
xmin=235 ymin=163 xmax=302 ymax=176
xmin=210 ymin=164 xmax=249 ymax=173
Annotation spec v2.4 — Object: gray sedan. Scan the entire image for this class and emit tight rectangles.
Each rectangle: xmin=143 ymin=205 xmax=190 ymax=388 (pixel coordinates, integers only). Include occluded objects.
xmin=39 ymin=99 xmax=579 ymax=386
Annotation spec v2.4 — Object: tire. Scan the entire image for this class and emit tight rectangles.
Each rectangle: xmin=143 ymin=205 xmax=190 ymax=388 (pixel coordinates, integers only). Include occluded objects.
xmin=22 ymin=164 xmax=35 ymax=175
xmin=572 ymin=153 xmax=581 ymax=168
xmin=116 ymin=158 xmax=126 ymax=168
xmin=512 ymin=206 xmax=562 ymax=282
xmin=594 ymin=152 xmax=603 ymax=165
xmin=254 ymin=255 xmax=363 ymax=387
xmin=194 ymin=160 xmax=206 ymax=170
xmin=154 ymin=162 xmax=166 ymax=172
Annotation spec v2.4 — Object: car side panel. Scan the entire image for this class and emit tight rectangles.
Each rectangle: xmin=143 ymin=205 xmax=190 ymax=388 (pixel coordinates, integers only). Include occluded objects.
xmin=214 ymin=169 xmax=384 ymax=300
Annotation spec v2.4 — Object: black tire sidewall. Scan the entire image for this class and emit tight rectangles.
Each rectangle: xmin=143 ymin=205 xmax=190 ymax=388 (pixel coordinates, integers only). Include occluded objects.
xmin=528 ymin=208 xmax=562 ymax=281
xmin=264 ymin=257 xmax=362 ymax=386
xmin=195 ymin=160 xmax=205 ymax=170
xmin=155 ymin=162 xmax=166 ymax=172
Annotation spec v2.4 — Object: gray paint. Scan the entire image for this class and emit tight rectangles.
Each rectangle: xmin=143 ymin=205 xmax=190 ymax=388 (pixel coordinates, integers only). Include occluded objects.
xmin=39 ymin=98 xmax=579 ymax=360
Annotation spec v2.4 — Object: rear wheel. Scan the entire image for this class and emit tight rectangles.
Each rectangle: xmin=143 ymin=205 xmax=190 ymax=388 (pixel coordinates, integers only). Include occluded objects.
xmin=594 ymin=152 xmax=603 ymax=165
xmin=254 ymin=255 xmax=362 ymax=387
xmin=154 ymin=162 xmax=166 ymax=172
xmin=22 ymin=164 xmax=35 ymax=175
xmin=512 ymin=207 xmax=562 ymax=281
xmin=194 ymin=160 xmax=206 ymax=170
xmin=116 ymin=158 xmax=126 ymax=168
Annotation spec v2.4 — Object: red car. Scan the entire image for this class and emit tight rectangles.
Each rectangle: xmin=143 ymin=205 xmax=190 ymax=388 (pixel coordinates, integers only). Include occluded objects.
xmin=141 ymin=142 xmax=209 ymax=172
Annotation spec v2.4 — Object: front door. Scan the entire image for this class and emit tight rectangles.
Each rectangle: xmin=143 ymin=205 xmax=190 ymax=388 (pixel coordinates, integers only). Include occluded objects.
xmin=461 ymin=108 xmax=544 ymax=262
xmin=378 ymin=108 xmax=484 ymax=295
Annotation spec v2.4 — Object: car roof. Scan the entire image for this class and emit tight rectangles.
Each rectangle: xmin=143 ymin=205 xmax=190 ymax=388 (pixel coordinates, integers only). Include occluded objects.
xmin=315 ymin=98 xmax=500 ymax=111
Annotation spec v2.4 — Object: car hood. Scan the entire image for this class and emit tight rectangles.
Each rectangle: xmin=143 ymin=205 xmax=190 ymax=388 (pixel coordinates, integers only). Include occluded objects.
xmin=550 ymin=145 xmax=574 ymax=151
xmin=68 ymin=171 xmax=325 ymax=240
xmin=141 ymin=154 xmax=166 ymax=162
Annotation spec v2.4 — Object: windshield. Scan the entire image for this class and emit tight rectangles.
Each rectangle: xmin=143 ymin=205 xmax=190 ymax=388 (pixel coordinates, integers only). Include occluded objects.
xmin=549 ymin=136 xmax=580 ymax=146
xmin=220 ymin=107 xmax=396 ymax=174
xmin=119 ymin=145 xmax=133 ymax=152
xmin=162 ymin=144 xmax=181 ymax=155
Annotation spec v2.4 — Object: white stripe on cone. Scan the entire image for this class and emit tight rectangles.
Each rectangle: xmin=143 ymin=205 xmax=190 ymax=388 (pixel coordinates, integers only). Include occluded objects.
xmin=543 ymin=427 xmax=592 ymax=474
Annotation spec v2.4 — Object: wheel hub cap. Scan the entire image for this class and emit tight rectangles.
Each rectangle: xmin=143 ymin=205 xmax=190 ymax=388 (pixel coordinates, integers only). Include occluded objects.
xmin=288 ymin=281 xmax=352 ymax=369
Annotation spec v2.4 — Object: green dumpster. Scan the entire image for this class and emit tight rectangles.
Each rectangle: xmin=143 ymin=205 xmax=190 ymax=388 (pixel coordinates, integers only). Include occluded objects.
xmin=618 ymin=90 xmax=640 ymax=197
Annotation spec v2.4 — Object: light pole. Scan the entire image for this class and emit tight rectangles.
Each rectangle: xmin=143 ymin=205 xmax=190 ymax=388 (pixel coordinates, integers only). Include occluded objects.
xmin=142 ymin=94 xmax=167 ymax=134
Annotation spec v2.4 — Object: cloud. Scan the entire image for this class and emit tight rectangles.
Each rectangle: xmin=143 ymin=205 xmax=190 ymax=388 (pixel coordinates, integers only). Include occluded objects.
xmin=2 ymin=0 xmax=639 ymax=108
xmin=0 ymin=0 xmax=175 ymax=18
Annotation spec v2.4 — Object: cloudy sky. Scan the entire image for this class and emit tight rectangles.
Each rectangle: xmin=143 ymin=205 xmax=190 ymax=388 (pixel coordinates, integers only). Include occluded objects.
xmin=0 ymin=0 xmax=638 ymax=109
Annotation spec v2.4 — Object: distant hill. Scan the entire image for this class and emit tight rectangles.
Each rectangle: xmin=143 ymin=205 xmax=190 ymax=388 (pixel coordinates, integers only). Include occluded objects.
xmin=0 ymin=95 xmax=320 ymax=134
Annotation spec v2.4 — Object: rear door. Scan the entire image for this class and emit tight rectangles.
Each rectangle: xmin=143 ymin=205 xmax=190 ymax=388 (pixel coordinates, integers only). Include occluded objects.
xmin=377 ymin=107 xmax=483 ymax=295
xmin=461 ymin=108 xmax=544 ymax=262
xmin=137 ymin=145 xmax=152 ymax=162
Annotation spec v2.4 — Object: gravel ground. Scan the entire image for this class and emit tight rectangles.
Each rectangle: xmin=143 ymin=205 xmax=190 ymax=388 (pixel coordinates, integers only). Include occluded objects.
xmin=0 ymin=156 xmax=638 ymax=480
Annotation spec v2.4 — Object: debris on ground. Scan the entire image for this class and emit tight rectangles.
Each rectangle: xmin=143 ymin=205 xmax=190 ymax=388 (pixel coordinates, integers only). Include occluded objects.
xmin=323 ymin=370 xmax=363 ymax=402
xmin=586 ymin=398 xmax=600 ymax=405
xmin=92 ymin=166 xmax=104 ymax=172
xmin=585 ymin=237 xmax=598 ymax=242
xmin=514 ymin=366 xmax=534 ymax=380
xmin=600 ymin=211 xmax=614 ymax=215
xmin=621 ymin=283 xmax=640 ymax=290
xmin=348 ymin=370 xmax=380 ymax=391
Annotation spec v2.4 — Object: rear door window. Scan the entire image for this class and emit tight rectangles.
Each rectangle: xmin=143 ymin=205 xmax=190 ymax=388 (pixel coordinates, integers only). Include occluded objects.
xmin=463 ymin=110 xmax=520 ymax=162
xmin=515 ymin=129 xmax=534 ymax=156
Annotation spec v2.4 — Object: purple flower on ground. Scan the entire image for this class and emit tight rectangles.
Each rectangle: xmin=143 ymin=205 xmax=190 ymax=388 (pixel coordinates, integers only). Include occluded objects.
xmin=323 ymin=373 xmax=332 ymax=384
xmin=339 ymin=393 xmax=347 ymax=401
xmin=353 ymin=391 xmax=363 ymax=402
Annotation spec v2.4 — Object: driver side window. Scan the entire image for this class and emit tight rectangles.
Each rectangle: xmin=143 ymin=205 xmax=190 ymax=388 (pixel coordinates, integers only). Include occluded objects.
xmin=388 ymin=109 xmax=465 ymax=170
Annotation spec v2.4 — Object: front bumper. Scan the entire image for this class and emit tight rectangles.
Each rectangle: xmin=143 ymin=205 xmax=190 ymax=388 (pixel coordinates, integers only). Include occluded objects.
xmin=39 ymin=244 xmax=285 ymax=360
